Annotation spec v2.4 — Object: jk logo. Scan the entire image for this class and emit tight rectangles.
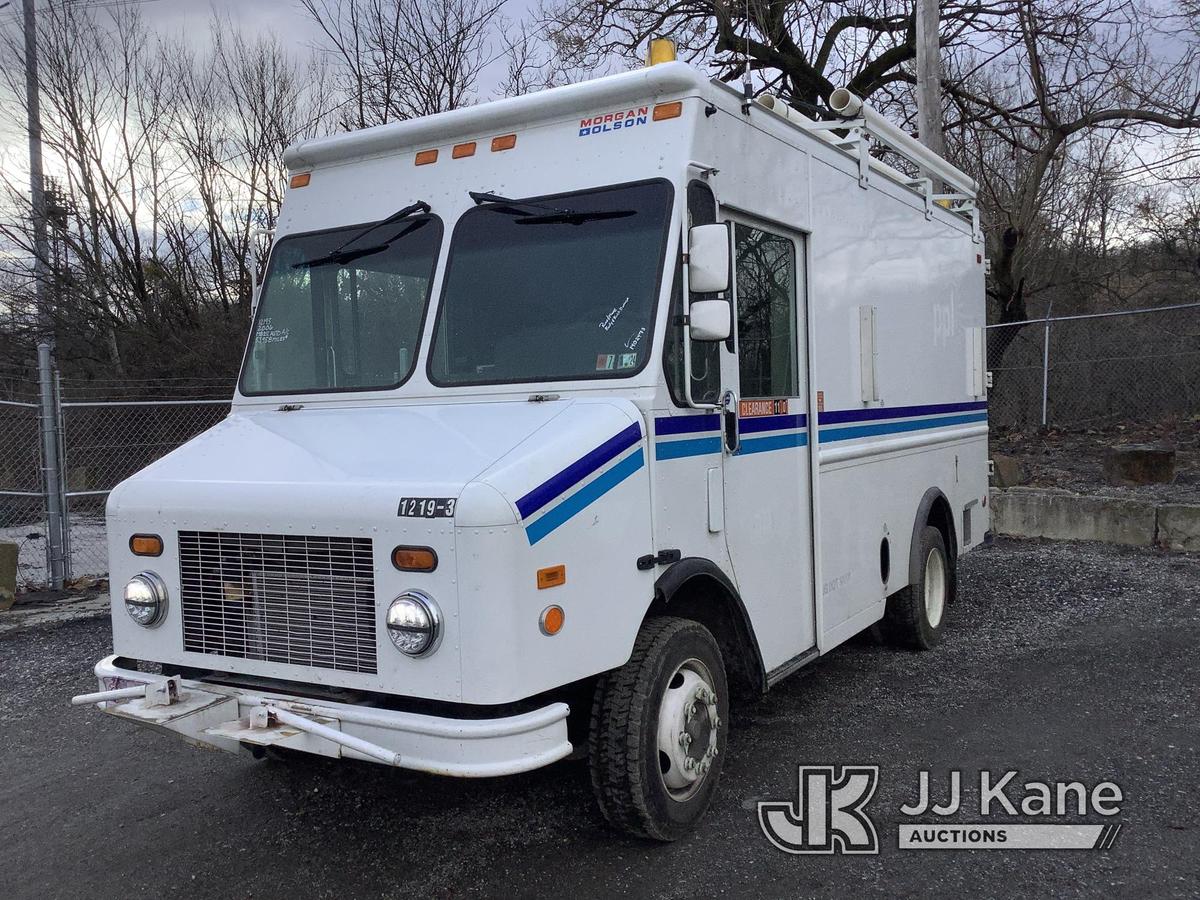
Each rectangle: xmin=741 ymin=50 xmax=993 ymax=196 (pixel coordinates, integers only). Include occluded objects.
xmin=758 ymin=765 xmax=880 ymax=854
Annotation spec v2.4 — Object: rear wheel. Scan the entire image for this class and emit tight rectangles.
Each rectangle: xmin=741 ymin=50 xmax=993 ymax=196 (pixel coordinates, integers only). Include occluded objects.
xmin=588 ymin=617 xmax=729 ymax=840
xmin=882 ymin=525 xmax=953 ymax=650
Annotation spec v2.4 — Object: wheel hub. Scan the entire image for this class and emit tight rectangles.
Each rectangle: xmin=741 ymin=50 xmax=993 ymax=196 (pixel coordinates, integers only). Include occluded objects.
xmin=924 ymin=546 xmax=947 ymax=628
xmin=656 ymin=659 xmax=720 ymax=800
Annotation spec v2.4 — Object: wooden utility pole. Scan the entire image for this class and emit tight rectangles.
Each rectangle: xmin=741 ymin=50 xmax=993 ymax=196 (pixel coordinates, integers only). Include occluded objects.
xmin=915 ymin=0 xmax=945 ymax=172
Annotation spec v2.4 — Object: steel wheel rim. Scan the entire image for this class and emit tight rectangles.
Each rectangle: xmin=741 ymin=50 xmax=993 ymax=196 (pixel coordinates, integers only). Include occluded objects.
xmin=655 ymin=657 xmax=719 ymax=802
xmin=924 ymin=546 xmax=947 ymax=629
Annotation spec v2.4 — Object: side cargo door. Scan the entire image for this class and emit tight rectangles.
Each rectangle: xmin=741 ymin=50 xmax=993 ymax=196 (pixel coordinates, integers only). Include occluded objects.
xmin=718 ymin=216 xmax=816 ymax=674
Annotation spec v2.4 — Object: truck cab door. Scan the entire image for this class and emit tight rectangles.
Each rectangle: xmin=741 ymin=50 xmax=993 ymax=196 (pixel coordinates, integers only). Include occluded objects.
xmin=717 ymin=215 xmax=817 ymax=672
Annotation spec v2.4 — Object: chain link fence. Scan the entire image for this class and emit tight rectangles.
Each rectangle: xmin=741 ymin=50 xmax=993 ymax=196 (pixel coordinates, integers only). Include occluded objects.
xmin=988 ymin=302 xmax=1200 ymax=500
xmin=4 ymin=304 xmax=1198 ymax=593
xmin=60 ymin=394 xmax=231 ymax=580
xmin=987 ymin=302 xmax=1200 ymax=429
xmin=0 ymin=370 xmax=48 ymax=591
xmin=2 ymin=364 xmax=230 ymax=592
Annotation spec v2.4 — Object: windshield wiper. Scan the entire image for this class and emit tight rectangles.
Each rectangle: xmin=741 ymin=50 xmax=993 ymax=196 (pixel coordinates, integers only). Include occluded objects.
xmin=468 ymin=190 xmax=635 ymax=226
xmin=292 ymin=200 xmax=431 ymax=268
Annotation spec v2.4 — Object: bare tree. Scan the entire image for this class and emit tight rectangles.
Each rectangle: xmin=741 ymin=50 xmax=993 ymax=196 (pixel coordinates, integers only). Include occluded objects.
xmin=540 ymin=0 xmax=1200 ymax=367
xmin=301 ymin=0 xmax=507 ymax=128
xmin=0 ymin=4 xmax=334 ymax=380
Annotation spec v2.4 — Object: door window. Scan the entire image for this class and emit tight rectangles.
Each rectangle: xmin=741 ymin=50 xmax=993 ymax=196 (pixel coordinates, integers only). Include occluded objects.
xmin=735 ymin=224 xmax=798 ymax=398
xmin=664 ymin=181 xmax=722 ymax=406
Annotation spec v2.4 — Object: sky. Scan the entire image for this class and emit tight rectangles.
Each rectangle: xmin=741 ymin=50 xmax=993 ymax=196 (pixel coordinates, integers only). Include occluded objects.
xmin=0 ymin=0 xmax=540 ymax=173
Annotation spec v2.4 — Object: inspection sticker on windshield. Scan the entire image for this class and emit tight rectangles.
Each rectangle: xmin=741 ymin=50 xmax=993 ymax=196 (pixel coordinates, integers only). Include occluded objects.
xmin=596 ymin=354 xmax=616 ymax=371
xmin=398 ymin=497 xmax=456 ymax=518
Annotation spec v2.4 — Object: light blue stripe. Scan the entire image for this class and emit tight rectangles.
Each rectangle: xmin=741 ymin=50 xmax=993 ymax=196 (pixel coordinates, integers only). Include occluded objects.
xmin=526 ymin=448 xmax=645 ymax=545
xmin=736 ymin=431 xmax=808 ymax=455
xmin=819 ymin=412 xmax=987 ymax=443
xmin=655 ymin=436 xmax=722 ymax=460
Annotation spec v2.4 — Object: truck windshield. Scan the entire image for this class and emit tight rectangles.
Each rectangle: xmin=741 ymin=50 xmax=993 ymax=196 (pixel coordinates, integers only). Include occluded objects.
xmin=428 ymin=180 xmax=673 ymax=385
xmin=240 ymin=215 xmax=442 ymax=395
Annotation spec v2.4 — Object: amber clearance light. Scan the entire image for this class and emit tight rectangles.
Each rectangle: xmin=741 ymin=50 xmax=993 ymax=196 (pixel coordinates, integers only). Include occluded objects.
xmin=392 ymin=546 xmax=438 ymax=572
xmin=652 ymin=101 xmax=683 ymax=121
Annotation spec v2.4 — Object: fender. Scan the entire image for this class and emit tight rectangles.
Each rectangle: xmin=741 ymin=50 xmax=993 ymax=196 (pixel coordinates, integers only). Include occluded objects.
xmin=908 ymin=486 xmax=958 ymax=587
xmin=653 ymin=557 xmax=767 ymax=694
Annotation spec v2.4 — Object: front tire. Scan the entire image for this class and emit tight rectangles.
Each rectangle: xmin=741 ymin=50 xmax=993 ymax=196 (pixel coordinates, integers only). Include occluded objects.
xmin=882 ymin=525 xmax=953 ymax=650
xmin=588 ymin=617 xmax=729 ymax=841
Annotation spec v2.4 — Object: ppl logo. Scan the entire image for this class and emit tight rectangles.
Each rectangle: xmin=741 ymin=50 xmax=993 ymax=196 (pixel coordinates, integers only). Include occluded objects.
xmin=578 ymin=107 xmax=649 ymax=137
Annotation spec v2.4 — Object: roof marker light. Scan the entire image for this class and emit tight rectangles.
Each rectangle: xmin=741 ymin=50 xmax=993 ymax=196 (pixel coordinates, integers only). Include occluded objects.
xmin=289 ymin=173 xmax=311 ymax=188
xmin=653 ymin=101 xmax=683 ymax=121
xmin=452 ymin=141 xmax=476 ymax=159
xmin=415 ymin=149 xmax=438 ymax=166
xmin=491 ymin=134 xmax=517 ymax=152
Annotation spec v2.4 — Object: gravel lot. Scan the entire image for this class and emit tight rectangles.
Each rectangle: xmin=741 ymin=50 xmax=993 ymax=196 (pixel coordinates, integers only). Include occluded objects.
xmin=1 ymin=537 xmax=1197 ymax=899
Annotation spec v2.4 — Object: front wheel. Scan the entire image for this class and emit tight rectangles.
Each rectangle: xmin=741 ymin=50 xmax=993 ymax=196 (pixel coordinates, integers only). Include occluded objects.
xmin=588 ymin=617 xmax=729 ymax=840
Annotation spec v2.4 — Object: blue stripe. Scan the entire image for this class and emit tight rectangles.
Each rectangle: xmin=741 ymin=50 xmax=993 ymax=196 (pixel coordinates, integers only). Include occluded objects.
xmin=655 ymin=436 xmax=722 ymax=460
xmin=820 ymin=412 xmax=988 ymax=443
xmin=739 ymin=413 xmax=807 ymax=435
xmin=654 ymin=414 xmax=721 ymax=436
xmin=525 ymin=449 xmax=645 ymax=545
xmin=819 ymin=400 xmax=987 ymax=425
xmin=516 ymin=422 xmax=641 ymax=519
xmin=736 ymin=431 xmax=808 ymax=454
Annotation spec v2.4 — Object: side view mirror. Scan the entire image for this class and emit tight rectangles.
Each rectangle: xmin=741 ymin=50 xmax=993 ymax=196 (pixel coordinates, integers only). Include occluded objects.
xmin=689 ymin=299 xmax=731 ymax=342
xmin=688 ymin=223 xmax=731 ymax=293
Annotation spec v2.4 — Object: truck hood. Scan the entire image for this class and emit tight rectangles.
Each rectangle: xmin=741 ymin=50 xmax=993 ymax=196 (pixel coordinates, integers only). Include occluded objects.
xmin=107 ymin=399 xmax=646 ymax=530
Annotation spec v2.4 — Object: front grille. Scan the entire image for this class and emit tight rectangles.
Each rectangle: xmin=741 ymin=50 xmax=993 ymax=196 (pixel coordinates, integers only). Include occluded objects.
xmin=179 ymin=531 xmax=377 ymax=674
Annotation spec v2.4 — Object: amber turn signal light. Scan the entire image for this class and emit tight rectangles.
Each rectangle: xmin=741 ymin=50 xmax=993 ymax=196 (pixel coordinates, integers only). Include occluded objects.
xmin=289 ymin=172 xmax=311 ymax=188
xmin=129 ymin=534 xmax=163 ymax=557
xmin=392 ymin=546 xmax=438 ymax=572
xmin=536 ymin=564 xmax=566 ymax=590
xmin=539 ymin=605 xmax=565 ymax=636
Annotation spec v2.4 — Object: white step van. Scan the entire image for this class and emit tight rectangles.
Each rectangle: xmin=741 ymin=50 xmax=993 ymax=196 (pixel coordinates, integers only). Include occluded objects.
xmin=74 ymin=50 xmax=989 ymax=840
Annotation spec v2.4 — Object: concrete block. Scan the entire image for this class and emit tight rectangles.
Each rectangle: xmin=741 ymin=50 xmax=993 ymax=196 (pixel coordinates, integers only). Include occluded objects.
xmin=990 ymin=487 xmax=1157 ymax=547
xmin=1103 ymin=445 xmax=1176 ymax=485
xmin=0 ymin=542 xmax=16 ymax=611
xmin=990 ymin=453 xmax=1026 ymax=488
xmin=1157 ymin=505 xmax=1200 ymax=552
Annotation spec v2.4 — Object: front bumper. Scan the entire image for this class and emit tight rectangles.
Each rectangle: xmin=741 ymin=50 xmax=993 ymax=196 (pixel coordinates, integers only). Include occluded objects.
xmin=76 ymin=655 xmax=572 ymax=778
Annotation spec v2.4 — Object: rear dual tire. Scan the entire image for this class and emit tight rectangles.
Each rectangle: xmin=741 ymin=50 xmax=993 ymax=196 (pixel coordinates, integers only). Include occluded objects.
xmin=882 ymin=525 xmax=953 ymax=650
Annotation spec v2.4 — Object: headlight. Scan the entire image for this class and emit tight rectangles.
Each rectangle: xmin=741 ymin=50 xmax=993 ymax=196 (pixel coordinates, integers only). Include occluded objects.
xmin=386 ymin=591 xmax=441 ymax=657
xmin=124 ymin=572 xmax=168 ymax=627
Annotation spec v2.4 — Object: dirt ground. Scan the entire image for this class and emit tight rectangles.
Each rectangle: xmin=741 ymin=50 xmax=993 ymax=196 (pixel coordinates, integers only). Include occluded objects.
xmin=991 ymin=417 xmax=1200 ymax=503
